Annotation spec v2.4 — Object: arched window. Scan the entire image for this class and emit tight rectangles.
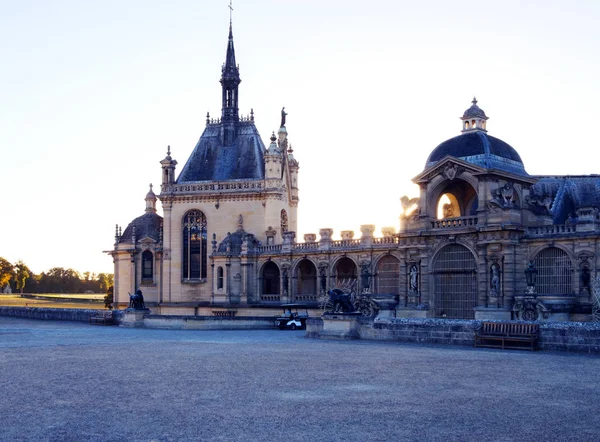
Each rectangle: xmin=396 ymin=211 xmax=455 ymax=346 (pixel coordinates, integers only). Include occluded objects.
xmin=142 ymin=251 xmax=153 ymax=280
xmin=217 ymin=266 xmax=224 ymax=290
xmin=182 ymin=210 xmax=207 ymax=281
xmin=433 ymin=244 xmax=477 ymax=319
xmin=335 ymin=257 xmax=357 ymax=287
xmin=534 ymin=247 xmax=572 ymax=295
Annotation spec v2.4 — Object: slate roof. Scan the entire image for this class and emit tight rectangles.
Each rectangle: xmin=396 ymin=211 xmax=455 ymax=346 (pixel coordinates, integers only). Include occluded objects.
xmin=531 ymin=176 xmax=600 ymax=223
xmin=462 ymin=100 xmax=487 ymax=119
xmin=217 ymin=230 xmax=259 ymax=254
xmin=119 ymin=212 xmax=163 ymax=244
xmin=426 ymin=131 xmax=528 ymax=176
xmin=177 ymin=122 xmax=266 ymax=182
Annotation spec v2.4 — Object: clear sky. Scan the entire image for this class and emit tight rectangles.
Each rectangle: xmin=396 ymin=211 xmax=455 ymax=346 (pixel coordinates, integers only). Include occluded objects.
xmin=2 ymin=0 xmax=600 ymax=275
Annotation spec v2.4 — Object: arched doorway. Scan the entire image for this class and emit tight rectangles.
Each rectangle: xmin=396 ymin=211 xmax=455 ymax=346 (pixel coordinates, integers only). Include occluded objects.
xmin=296 ymin=259 xmax=317 ymax=297
xmin=261 ymin=262 xmax=280 ymax=299
xmin=334 ymin=257 xmax=357 ymax=290
xmin=435 ymin=180 xmax=478 ymax=219
xmin=533 ymin=247 xmax=573 ymax=295
xmin=433 ymin=244 xmax=477 ymax=319
xmin=376 ymin=256 xmax=400 ymax=295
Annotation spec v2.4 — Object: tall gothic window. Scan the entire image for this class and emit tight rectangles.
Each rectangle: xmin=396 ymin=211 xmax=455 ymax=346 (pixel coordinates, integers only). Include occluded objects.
xmin=142 ymin=251 xmax=153 ymax=280
xmin=183 ymin=210 xmax=207 ymax=280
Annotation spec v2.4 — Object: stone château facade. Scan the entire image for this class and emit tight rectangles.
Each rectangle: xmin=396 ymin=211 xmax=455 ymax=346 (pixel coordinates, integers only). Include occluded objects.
xmin=108 ymin=23 xmax=599 ymax=322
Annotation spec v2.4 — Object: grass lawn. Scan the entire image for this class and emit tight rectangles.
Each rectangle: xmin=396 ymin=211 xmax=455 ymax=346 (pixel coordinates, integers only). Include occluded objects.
xmin=0 ymin=295 xmax=105 ymax=310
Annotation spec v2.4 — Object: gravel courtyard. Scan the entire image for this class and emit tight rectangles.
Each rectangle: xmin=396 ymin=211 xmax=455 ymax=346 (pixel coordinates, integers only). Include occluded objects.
xmin=1 ymin=317 xmax=599 ymax=442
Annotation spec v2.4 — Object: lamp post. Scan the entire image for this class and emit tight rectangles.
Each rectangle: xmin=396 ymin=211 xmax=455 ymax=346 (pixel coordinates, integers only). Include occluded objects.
xmin=525 ymin=261 xmax=538 ymax=295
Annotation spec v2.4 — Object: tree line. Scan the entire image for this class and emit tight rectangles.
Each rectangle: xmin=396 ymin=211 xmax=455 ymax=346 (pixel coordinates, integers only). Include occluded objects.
xmin=0 ymin=257 xmax=113 ymax=294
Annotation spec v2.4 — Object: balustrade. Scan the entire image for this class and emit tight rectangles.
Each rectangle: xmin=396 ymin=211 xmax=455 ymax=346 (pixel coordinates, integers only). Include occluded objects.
xmin=527 ymin=224 xmax=577 ymax=236
xmin=431 ymin=216 xmax=478 ymax=229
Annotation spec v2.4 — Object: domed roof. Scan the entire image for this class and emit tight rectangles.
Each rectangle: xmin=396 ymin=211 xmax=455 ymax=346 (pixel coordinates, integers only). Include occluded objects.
xmin=426 ymin=131 xmax=528 ymax=176
xmin=119 ymin=212 xmax=163 ymax=244
xmin=462 ymin=97 xmax=488 ymax=119
xmin=217 ymin=230 xmax=258 ymax=254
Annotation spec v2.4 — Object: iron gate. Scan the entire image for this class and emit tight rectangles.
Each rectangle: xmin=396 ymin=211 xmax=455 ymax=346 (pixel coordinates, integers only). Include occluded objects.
xmin=433 ymin=244 xmax=477 ymax=319
xmin=533 ymin=247 xmax=572 ymax=295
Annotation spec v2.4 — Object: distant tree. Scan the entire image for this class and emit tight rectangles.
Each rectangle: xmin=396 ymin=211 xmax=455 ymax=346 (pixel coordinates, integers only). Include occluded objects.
xmin=0 ymin=257 xmax=14 ymax=290
xmin=14 ymin=260 xmax=30 ymax=294
xmin=104 ymin=285 xmax=114 ymax=309
xmin=97 ymin=273 xmax=111 ymax=293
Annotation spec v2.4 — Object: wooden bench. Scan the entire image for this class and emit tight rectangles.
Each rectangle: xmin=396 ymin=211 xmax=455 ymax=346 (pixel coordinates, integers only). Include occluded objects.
xmin=89 ymin=311 xmax=114 ymax=325
xmin=474 ymin=322 xmax=539 ymax=351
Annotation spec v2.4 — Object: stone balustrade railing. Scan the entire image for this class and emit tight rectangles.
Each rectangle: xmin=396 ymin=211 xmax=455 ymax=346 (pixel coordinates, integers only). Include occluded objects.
xmin=372 ymin=236 xmax=399 ymax=245
xmin=292 ymin=242 xmax=318 ymax=250
xmin=255 ymin=244 xmax=283 ymax=253
xmin=260 ymin=294 xmax=280 ymax=302
xmin=431 ymin=216 xmax=478 ymax=229
xmin=527 ymin=224 xmax=577 ymax=236
xmin=331 ymin=239 xmax=362 ymax=248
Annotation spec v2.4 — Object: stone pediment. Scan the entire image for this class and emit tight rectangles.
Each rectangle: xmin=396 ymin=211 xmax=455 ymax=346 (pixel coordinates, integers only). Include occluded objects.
xmin=413 ymin=155 xmax=538 ymax=185
xmin=138 ymin=236 xmax=158 ymax=245
xmin=413 ymin=156 xmax=485 ymax=184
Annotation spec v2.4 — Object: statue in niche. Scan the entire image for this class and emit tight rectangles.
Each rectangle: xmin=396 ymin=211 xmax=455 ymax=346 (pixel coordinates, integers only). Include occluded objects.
xmin=580 ymin=266 xmax=591 ymax=295
xmin=237 ymin=214 xmax=244 ymax=231
xmin=280 ymin=210 xmax=288 ymax=234
xmin=409 ymin=265 xmax=418 ymax=292
xmin=443 ymin=203 xmax=454 ymax=218
xmin=282 ymin=268 xmax=289 ymax=294
xmin=490 ymin=263 xmax=501 ymax=295
xmin=319 ymin=267 xmax=327 ymax=293
xmin=360 ymin=265 xmax=370 ymax=294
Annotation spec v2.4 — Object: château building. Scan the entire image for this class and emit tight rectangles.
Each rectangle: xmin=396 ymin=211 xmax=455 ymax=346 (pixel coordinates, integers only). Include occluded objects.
xmin=108 ymin=22 xmax=599 ymax=322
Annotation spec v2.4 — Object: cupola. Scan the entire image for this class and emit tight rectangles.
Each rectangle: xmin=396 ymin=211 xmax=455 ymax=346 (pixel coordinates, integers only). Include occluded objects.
xmin=145 ymin=184 xmax=157 ymax=213
xmin=461 ymin=97 xmax=488 ymax=133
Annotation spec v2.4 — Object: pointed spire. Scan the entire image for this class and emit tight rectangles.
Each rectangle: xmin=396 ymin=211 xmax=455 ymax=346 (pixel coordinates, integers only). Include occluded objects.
xmin=220 ymin=14 xmax=241 ymax=128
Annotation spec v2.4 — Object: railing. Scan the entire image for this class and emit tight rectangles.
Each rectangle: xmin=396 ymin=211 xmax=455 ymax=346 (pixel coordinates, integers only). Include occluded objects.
xmin=372 ymin=236 xmax=399 ymax=245
xmin=164 ymin=180 xmax=264 ymax=194
xmin=293 ymin=294 xmax=319 ymax=302
xmin=331 ymin=239 xmax=362 ymax=248
xmin=255 ymin=244 xmax=282 ymax=253
xmin=260 ymin=294 xmax=281 ymax=302
xmin=527 ymin=224 xmax=577 ymax=236
xmin=431 ymin=216 xmax=478 ymax=229
xmin=292 ymin=242 xmax=318 ymax=250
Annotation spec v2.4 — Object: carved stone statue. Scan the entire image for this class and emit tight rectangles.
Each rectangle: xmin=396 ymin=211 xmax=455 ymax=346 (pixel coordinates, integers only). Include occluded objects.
xmin=319 ymin=267 xmax=327 ymax=293
xmin=128 ymin=289 xmax=146 ymax=310
xmin=282 ymin=268 xmax=289 ymax=294
xmin=360 ymin=265 xmax=370 ymax=293
xmin=490 ymin=263 xmax=500 ymax=295
xmin=409 ymin=265 xmax=418 ymax=292
xmin=280 ymin=107 xmax=287 ymax=127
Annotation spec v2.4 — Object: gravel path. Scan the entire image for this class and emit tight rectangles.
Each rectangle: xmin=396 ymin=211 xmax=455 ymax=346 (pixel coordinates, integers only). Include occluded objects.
xmin=1 ymin=317 xmax=599 ymax=442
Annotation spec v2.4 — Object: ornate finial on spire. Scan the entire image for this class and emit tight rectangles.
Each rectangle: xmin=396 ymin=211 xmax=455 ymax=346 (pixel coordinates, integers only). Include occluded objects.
xmin=167 ymin=145 xmax=171 ymax=156
xmin=472 ymin=96 xmax=477 ymax=105
xmin=288 ymin=143 xmax=293 ymax=154
xmin=229 ymin=0 xmax=234 ymax=26
xmin=206 ymin=112 xmax=210 ymax=126
xmin=149 ymin=183 xmax=153 ymax=191
xmin=115 ymin=224 xmax=119 ymax=242
xmin=250 ymin=108 xmax=254 ymax=122
xmin=270 ymin=131 xmax=277 ymax=143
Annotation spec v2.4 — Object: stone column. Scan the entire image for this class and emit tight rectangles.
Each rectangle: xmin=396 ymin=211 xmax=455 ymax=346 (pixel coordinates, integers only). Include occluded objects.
xmin=319 ymin=229 xmax=333 ymax=251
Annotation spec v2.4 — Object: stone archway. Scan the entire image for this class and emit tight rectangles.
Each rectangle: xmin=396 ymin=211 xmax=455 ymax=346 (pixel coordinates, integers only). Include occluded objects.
xmin=433 ymin=244 xmax=477 ymax=319
xmin=261 ymin=261 xmax=280 ymax=300
xmin=295 ymin=259 xmax=317 ymax=296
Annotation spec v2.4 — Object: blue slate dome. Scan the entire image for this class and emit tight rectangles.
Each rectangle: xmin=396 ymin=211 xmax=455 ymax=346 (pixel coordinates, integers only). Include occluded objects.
xmin=426 ymin=100 xmax=528 ymax=176
xmin=119 ymin=213 xmax=162 ymax=243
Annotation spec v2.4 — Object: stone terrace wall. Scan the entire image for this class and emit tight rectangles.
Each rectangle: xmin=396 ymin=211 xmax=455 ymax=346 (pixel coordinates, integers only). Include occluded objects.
xmin=0 ymin=307 xmax=105 ymax=322
xmin=310 ymin=317 xmax=600 ymax=354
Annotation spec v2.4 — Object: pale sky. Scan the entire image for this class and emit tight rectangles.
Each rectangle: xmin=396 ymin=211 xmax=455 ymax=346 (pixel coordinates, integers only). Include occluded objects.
xmin=2 ymin=0 xmax=600 ymax=275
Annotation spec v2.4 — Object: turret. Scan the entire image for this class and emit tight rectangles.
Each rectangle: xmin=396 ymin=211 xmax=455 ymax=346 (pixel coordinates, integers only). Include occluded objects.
xmin=265 ymin=131 xmax=283 ymax=179
xmin=461 ymin=97 xmax=488 ymax=132
xmin=145 ymin=184 xmax=157 ymax=213
xmin=160 ymin=145 xmax=177 ymax=191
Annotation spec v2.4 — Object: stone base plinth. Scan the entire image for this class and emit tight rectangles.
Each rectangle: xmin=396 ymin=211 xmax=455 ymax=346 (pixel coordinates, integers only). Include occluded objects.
xmin=120 ymin=308 xmax=150 ymax=328
xmin=395 ymin=308 xmax=429 ymax=319
xmin=320 ymin=313 xmax=361 ymax=340
xmin=474 ymin=307 xmax=511 ymax=320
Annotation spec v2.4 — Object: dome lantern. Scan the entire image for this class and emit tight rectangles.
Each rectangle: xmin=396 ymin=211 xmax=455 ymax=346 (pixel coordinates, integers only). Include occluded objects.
xmin=461 ymin=97 xmax=488 ymax=133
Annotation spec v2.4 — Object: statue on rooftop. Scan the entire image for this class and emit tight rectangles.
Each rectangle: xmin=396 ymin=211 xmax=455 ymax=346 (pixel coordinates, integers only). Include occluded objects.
xmin=280 ymin=107 xmax=287 ymax=127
